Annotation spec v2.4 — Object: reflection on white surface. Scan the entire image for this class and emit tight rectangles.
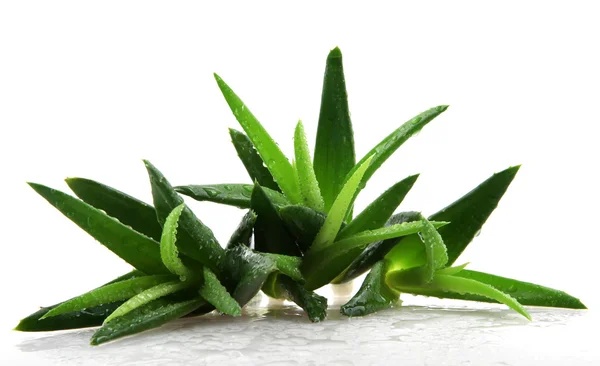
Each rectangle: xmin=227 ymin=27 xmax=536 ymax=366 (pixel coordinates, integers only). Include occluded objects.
xmin=5 ymin=294 xmax=597 ymax=365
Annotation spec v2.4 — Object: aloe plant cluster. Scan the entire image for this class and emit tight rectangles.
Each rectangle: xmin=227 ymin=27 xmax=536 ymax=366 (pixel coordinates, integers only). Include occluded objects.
xmin=16 ymin=47 xmax=585 ymax=345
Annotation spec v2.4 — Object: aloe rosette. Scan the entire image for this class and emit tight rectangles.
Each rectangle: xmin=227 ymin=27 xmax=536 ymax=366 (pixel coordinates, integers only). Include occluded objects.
xmin=16 ymin=47 xmax=585 ymax=345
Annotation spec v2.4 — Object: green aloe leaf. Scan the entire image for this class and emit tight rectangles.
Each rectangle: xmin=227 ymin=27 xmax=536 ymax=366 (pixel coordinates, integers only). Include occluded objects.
xmin=280 ymin=205 xmax=328 ymax=253
xmin=214 ymin=73 xmax=302 ymax=204
xmin=345 ymin=106 xmax=448 ymax=200
xmin=311 ymin=155 xmax=374 ymax=252
xmin=262 ymin=253 xmax=303 ymax=282
xmin=28 ymin=183 xmax=169 ymax=275
xmin=403 ymin=270 xmax=586 ymax=309
xmin=262 ymin=274 xmax=327 ymax=322
xmin=221 ymin=246 xmax=278 ymax=307
xmin=332 ymin=220 xmax=448 ymax=251
xmin=430 ymin=165 xmax=520 ymax=265
xmin=144 ymin=161 xmax=223 ymax=272
xmin=226 ymin=210 xmax=257 ymax=249
xmin=176 ymin=184 xmax=289 ymax=209
xmin=419 ymin=217 xmax=449 ymax=282
xmin=229 ymin=128 xmax=280 ymax=191
xmin=340 ymin=261 xmax=400 ymax=317
xmin=294 ymin=120 xmax=325 ymax=211
xmin=432 ymin=275 xmax=531 ymax=320
xmin=198 ymin=266 xmax=242 ymax=316
xmin=41 ymin=275 xmax=175 ymax=320
xmin=104 ymin=281 xmax=192 ymax=324
xmin=66 ymin=178 xmax=163 ymax=242
xmin=436 ymin=262 xmax=469 ymax=276
xmin=15 ymin=271 xmax=143 ymax=332
xmin=91 ymin=298 xmax=205 ymax=345
xmin=338 ymin=174 xmax=419 ymax=240
xmin=333 ymin=212 xmax=421 ymax=284
xmin=302 ymin=220 xmax=441 ymax=290
xmin=160 ymin=204 xmax=195 ymax=281
xmin=313 ymin=47 xmax=356 ymax=212
xmin=251 ymin=183 xmax=301 ymax=256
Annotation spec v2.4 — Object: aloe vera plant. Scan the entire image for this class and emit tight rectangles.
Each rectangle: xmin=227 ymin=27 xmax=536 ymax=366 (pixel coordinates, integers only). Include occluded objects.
xmin=17 ymin=47 xmax=585 ymax=345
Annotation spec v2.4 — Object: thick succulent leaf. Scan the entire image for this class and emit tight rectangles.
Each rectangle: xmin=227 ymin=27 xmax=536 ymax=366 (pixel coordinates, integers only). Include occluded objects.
xmin=226 ymin=210 xmax=257 ymax=249
xmin=251 ymin=183 xmax=301 ymax=256
xmin=294 ymin=120 xmax=325 ymax=211
xmin=160 ymin=204 xmax=195 ymax=280
xmin=91 ymin=298 xmax=205 ymax=345
xmin=41 ymin=275 xmax=175 ymax=319
xmin=28 ymin=183 xmax=169 ymax=275
xmin=262 ymin=274 xmax=327 ymax=322
xmin=198 ymin=266 xmax=242 ymax=316
xmin=15 ymin=271 xmax=146 ymax=332
xmin=332 ymin=220 xmax=448 ymax=251
xmin=280 ymin=205 xmax=327 ymax=253
xmin=144 ymin=161 xmax=223 ymax=272
xmin=176 ymin=184 xmax=289 ymax=209
xmin=338 ymin=175 xmax=419 ymax=240
xmin=66 ymin=178 xmax=163 ymax=241
xmin=313 ymin=47 xmax=356 ymax=212
xmin=433 ymin=275 xmax=531 ymax=320
xmin=214 ymin=74 xmax=302 ymax=204
xmin=262 ymin=253 xmax=303 ymax=282
xmin=221 ymin=246 xmax=278 ymax=307
xmin=340 ymin=261 xmax=400 ymax=317
xmin=436 ymin=263 xmax=470 ymax=276
xmin=301 ymin=221 xmax=436 ymax=290
xmin=404 ymin=270 xmax=586 ymax=309
xmin=311 ymin=155 xmax=374 ymax=252
xmin=430 ymin=165 xmax=520 ymax=265
xmin=419 ymin=217 xmax=449 ymax=283
xmin=333 ymin=212 xmax=421 ymax=284
xmin=104 ymin=281 xmax=191 ymax=324
xmin=229 ymin=128 xmax=280 ymax=191
xmin=345 ymin=105 xmax=448 ymax=198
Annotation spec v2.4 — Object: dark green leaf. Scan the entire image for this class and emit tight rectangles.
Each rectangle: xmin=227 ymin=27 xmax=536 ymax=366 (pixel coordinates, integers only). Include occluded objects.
xmin=346 ymin=105 xmax=448 ymax=199
xmin=144 ymin=161 xmax=223 ymax=272
xmin=90 ymin=298 xmax=205 ymax=345
xmin=341 ymin=261 xmax=399 ymax=317
xmin=214 ymin=74 xmax=302 ymax=204
xmin=338 ymin=174 xmax=419 ymax=240
xmin=430 ymin=165 xmax=520 ymax=265
xmin=227 ymin=210 xmax=257 ymax=249
xmin=229 ymin=128 xmax=280 ymax=191
xmin=221 ymin=246 xmax=277 ymax=307
xmin=251 ymin=183 xmax=301 ymax=256
xmin=66 ymin=178 xmax=163 ymax=241
xmin=28 ymin=183 xmax=169 ymax=275
xmin=263 ymin=274 xmax=327 ymax=322
xmin=313 ymin=47 xmax=356 ymax=212
xmin=401 ymin=269 xmax=586 ymax=309
xmin=280 ymin=205 xmax=327 ymax=253
xmin=333 ymin=212 xmax=421 ymax=284
xmin=175 ymin=184 xmax=289 ymax=209
xmin=262 ymin=253 xmax=303 ymax=282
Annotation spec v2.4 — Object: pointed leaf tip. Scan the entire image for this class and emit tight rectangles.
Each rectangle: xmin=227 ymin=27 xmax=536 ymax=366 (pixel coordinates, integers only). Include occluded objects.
xmin=328 ymin=47 xmax=342 ymax=59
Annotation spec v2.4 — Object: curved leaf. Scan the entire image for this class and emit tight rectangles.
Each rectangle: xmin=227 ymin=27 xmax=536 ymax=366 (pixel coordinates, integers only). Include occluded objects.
xmin=280 ymin=205 xmax=327 ymax=253
xmin=198 ymin=266 xmax=241 ymax=316
xmin=263 ymin=274 xmax=327 ymax=322
xmin=419 ymin=217 xmax=448 ymax=282
xmin=226 ymin=210 xmax=257 ymax=249
xmin=341 ymin=261 xmax=399 ymax=317
xmin=160 ymin=204 xmax=195 ymax=280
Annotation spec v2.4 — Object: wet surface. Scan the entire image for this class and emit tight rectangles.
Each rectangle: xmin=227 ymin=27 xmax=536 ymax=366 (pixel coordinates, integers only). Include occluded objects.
xmin=3 ymin=295 xmax=597 ymax=365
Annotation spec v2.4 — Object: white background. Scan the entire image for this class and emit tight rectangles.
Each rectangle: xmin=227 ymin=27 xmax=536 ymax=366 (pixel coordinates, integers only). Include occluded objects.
xmin=1 ymin=1 xmax=599 ymax=363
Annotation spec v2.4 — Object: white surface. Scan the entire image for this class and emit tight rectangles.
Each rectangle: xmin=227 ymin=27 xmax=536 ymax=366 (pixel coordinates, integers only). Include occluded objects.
xmin=1 ymin=1 xmax=599 ymax=364
xmin=3 ymin=294 xmax=597 ymax=365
